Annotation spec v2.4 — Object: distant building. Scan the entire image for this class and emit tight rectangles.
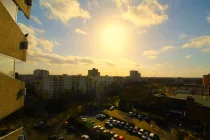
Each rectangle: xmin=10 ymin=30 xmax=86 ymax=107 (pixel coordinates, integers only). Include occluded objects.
xmin=41 ymin=75 xmax=97 ymax=99
xmin=203 ymin=74 xmax=210 ymax=86
xmin=129 ymin=70 xmax=141 ymax=81
xmin=33 ymin=69 xmax=49 ymax=78
xmin=88 ymin=68 xmax=100 ymax=77
xmin=175 ymin=77 xmax=184 ymax=84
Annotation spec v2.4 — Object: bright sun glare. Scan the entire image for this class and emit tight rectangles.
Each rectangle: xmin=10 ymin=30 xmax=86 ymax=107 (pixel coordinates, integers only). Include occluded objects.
xmin=102 ymin=26 xmax=125 ymax=51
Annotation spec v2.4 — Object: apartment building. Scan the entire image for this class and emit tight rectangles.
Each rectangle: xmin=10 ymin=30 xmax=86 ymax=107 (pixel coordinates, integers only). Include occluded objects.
xmin=203 ymin=74 xmax=210 ymax=86
xmin=41 ymin=75 xmax=98 ymax=100
xmin=0 ymin=0 xmax=32 ymax=139
xmin=88 ymin=68 xmax=100 ymax=77
xmin=33 ymin=69 xmax=49 ymax=78
xmin=130 ymin=70 xmax=141 ymax=81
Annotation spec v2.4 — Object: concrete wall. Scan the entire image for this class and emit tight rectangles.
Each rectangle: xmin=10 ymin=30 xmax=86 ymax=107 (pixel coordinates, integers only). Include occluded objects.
xmin=0 ymin=127 xmax=24 ymax=140
xmin=0 ymin=73 xmax=25 ymax=119
xmin=0 ymin=1 xmax=27 ymax=61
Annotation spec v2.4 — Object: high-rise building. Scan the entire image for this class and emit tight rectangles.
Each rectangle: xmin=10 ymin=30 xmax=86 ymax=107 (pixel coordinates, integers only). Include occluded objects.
xmin=130 ymin=70 xmax=141 ymax=81
xmin=88 ymin=68 xmax=100 ymax=77
xmin=203 ymin=74 xmax=210 ymax=86
xmin=0 ymin=0 xmax=32 ymax=139
xmin=33 ymin=69 xmax=49 ymax=78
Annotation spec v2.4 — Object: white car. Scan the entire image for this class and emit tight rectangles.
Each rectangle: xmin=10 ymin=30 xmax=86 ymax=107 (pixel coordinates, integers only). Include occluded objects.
xmin=81 ymin=135 xmax=90 ymax=140
xmin=148 ymin=133 xmax=155 ymax=140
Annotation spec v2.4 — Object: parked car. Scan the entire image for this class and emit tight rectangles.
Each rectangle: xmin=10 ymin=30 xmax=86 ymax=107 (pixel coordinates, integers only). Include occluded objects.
xmin=118 ymin=136 xmax=124 ymax=140
xmin=148 ymin=133 xmax=155 ymax=140
xmin=132 ymin=129 xmax=138 ymax=135
xmin=81 ymin=135 xmax=90 ymax=140
xmin=110 ymin=106 xmax=115 ymax=110
xmin=145 ymin=117 xmax=150 ymax=122
xmin=113 ymin=134 xmax=119 ymax=139
xmin=129 ymin=112 xmax=133 ymax=116
xmin=138 ymin=129 xmax=144 ymax=137
xmin=142 ymin=132 xmax=149 ymax=140
xmin=137 ymin=114 xmax=144 ymax=120
xmin=58 ymin=137 xmax=64 ymax=140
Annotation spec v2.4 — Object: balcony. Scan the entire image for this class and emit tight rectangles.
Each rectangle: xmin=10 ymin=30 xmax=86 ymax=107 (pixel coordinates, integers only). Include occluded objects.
xmin=0 ymin=1 xmax=28 ymax=61
xmin=0 ymin=72 xmax=25 ymax=119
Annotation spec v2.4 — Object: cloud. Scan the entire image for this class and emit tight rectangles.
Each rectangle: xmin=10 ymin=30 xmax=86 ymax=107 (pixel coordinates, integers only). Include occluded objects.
xmin=137 ymin=30 xmax=146 ymax=35
xmin=31 ymin=16 xmax=42 ymax=25
xmin=202 ymin=48 xmax=210 ymax=53
xmin=75 ymin=28 xmax=87 ymax=35
xmin=114 ymin=0 xmax=131 ymax=9
xmin=156 ymin=63 xmax=173 ymax=67
xmin=100 ymin=60 xmax=116 ymax=67
xmin=88 ymin=0 xmax=98 ymax=6
xmin=179 ymin=33 xmax=188 ymax=39
xmin=40 ymin=0 xmax=91 ymax=23
xmin=38 ymin=39 xmax=59 ymax=52
xmin=143 ymin=50 xmax=160 ymax=56
xmin=161 ymin=46 xmax=176 ymax=52
xmin=117 ymin=0 xmax=168 ymax=27
xmin=207 ymin=14 xmax=210 ymax=23
xmin=28 ymin=51 xmax=94 ymax=65
xmin=32 ymin=27 xmax=45 ymax=33
xmin=148 ymin=55 xmax=158 ymax=59
xmin=182 ymin=36 xmax=210 ymax=48
xmin=143 ymin=45 xmax=176 ymax=59
xmin=18 ymin=23 xmax=59 ymax=53
xmin=185 ymin=55 xmax=192 ymax=59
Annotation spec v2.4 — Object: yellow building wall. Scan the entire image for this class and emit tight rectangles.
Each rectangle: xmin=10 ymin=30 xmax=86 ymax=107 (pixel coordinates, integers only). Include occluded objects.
xmin=0 ymin=1 xmax=27 ymax=61
xmin=0 ymin=73 xmax=25 ymax=120
xmin=13 ymin=0 xmax=32 ymax=19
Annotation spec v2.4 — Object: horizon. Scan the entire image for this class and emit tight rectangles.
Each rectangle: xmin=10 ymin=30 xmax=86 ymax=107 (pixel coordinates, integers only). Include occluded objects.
xmin=13 ymin=0 xmax=210 ymax=77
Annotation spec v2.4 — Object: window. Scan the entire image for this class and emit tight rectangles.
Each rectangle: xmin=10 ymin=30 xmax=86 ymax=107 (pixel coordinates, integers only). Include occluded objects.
xmin=0 ymin=54 xmax=15 ymax=77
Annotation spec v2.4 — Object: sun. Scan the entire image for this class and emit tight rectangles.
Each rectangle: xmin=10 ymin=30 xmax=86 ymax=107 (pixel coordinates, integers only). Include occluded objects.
xmin=102 ymin=25 xmax=125 ymax=51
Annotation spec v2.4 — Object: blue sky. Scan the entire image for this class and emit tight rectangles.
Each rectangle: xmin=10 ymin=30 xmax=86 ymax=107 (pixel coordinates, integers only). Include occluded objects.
xmin=16 ymin=0 xmax=210 ymax=77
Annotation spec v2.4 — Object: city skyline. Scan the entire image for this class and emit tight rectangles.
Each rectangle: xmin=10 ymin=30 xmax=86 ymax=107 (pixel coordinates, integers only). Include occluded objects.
xmin=15 ymin=0 xmax=210 ymax=77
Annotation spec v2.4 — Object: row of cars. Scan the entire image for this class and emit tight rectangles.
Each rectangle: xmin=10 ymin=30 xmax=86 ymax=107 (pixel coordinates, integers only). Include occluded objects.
xmin=93 ymin=125 xmax=124 ymax=140
xmin=104 ymin=117 xmax=158 ymax=140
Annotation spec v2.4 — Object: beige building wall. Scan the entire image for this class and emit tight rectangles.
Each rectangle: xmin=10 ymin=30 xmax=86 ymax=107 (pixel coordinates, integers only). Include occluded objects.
xmin=0 ymin=73 xmax=25 ymax=120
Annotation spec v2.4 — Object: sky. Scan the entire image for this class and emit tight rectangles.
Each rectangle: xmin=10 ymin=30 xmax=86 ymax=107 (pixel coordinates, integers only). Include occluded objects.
xmin=15 ymin=0 xmax=210 ymax=77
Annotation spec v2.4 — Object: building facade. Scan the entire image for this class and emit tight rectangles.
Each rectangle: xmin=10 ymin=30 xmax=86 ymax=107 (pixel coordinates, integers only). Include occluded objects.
xmin=88 ymin=68 xmax=100 ymax=77
xmin=130 ymin=70 xmax=141 ymax=81
xmin=41 ymin=75 xmax=98 ymax=100
xmin=203 ymin=74 xmax=210 ymax=86
xmin=0 ymin=0 xmax=32 ymax=139
xmin=33 ymin=69 xmax=49 ymax=78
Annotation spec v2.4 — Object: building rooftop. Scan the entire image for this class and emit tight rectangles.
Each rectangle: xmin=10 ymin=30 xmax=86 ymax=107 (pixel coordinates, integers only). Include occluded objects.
xmin=155 ymin=93 xmax=210 ymax=107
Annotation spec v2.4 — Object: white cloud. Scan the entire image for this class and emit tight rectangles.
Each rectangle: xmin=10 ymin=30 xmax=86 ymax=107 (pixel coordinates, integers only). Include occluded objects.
xmin=202 ymin=48 xmax=210 ymax=53
xmin=38 ymin=39 xmax=59 ymax=52
xmin=75 ymin=28 xmax=87 ymax=35
xmin=161 ymin=46 xmax=176 ymax=52
xmin=114 ymin=0 xmax=131 ymax=9
xmin=148 ymin=55 xmax=158 ymax=59
xmin=40 ymin=0 xmax=91 ymax=23
xmin=185 ymin=55 xmax=192 ymax=59
xmin=143 ymin=50 xmax=160 ymax=55
xmin=182 ymin=36 xmax=210 ymax=48
xmin=179 ymin=33 xmax=188 ymax=39
xmin=100 ymin=60 xmax=116 ymax=67
xmin=18 ymin=23 xmax=59 ymax=53
xmin=118 ymin=0 xmax=168 ymax=27
xmin=207 ymin=14 xmax=210 ymax=23
xmin=31 ymin=16 xmax=42 ymax=25
xmin=143 ymin=45 xmax=176 ymax=59
xmin=137 ymin=30 xmax=146 ymax=35
xmin=156 ymin=63 xmax=173 ymax=67
xmin=32 ymin=27 xmax=45 ymax=33
xmin=88 ymin=0 xmax=98 ymax=6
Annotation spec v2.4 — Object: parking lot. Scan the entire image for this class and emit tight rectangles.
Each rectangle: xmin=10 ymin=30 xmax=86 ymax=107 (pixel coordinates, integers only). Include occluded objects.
xmin=80 ymin=108 xmax=183 ymax=140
